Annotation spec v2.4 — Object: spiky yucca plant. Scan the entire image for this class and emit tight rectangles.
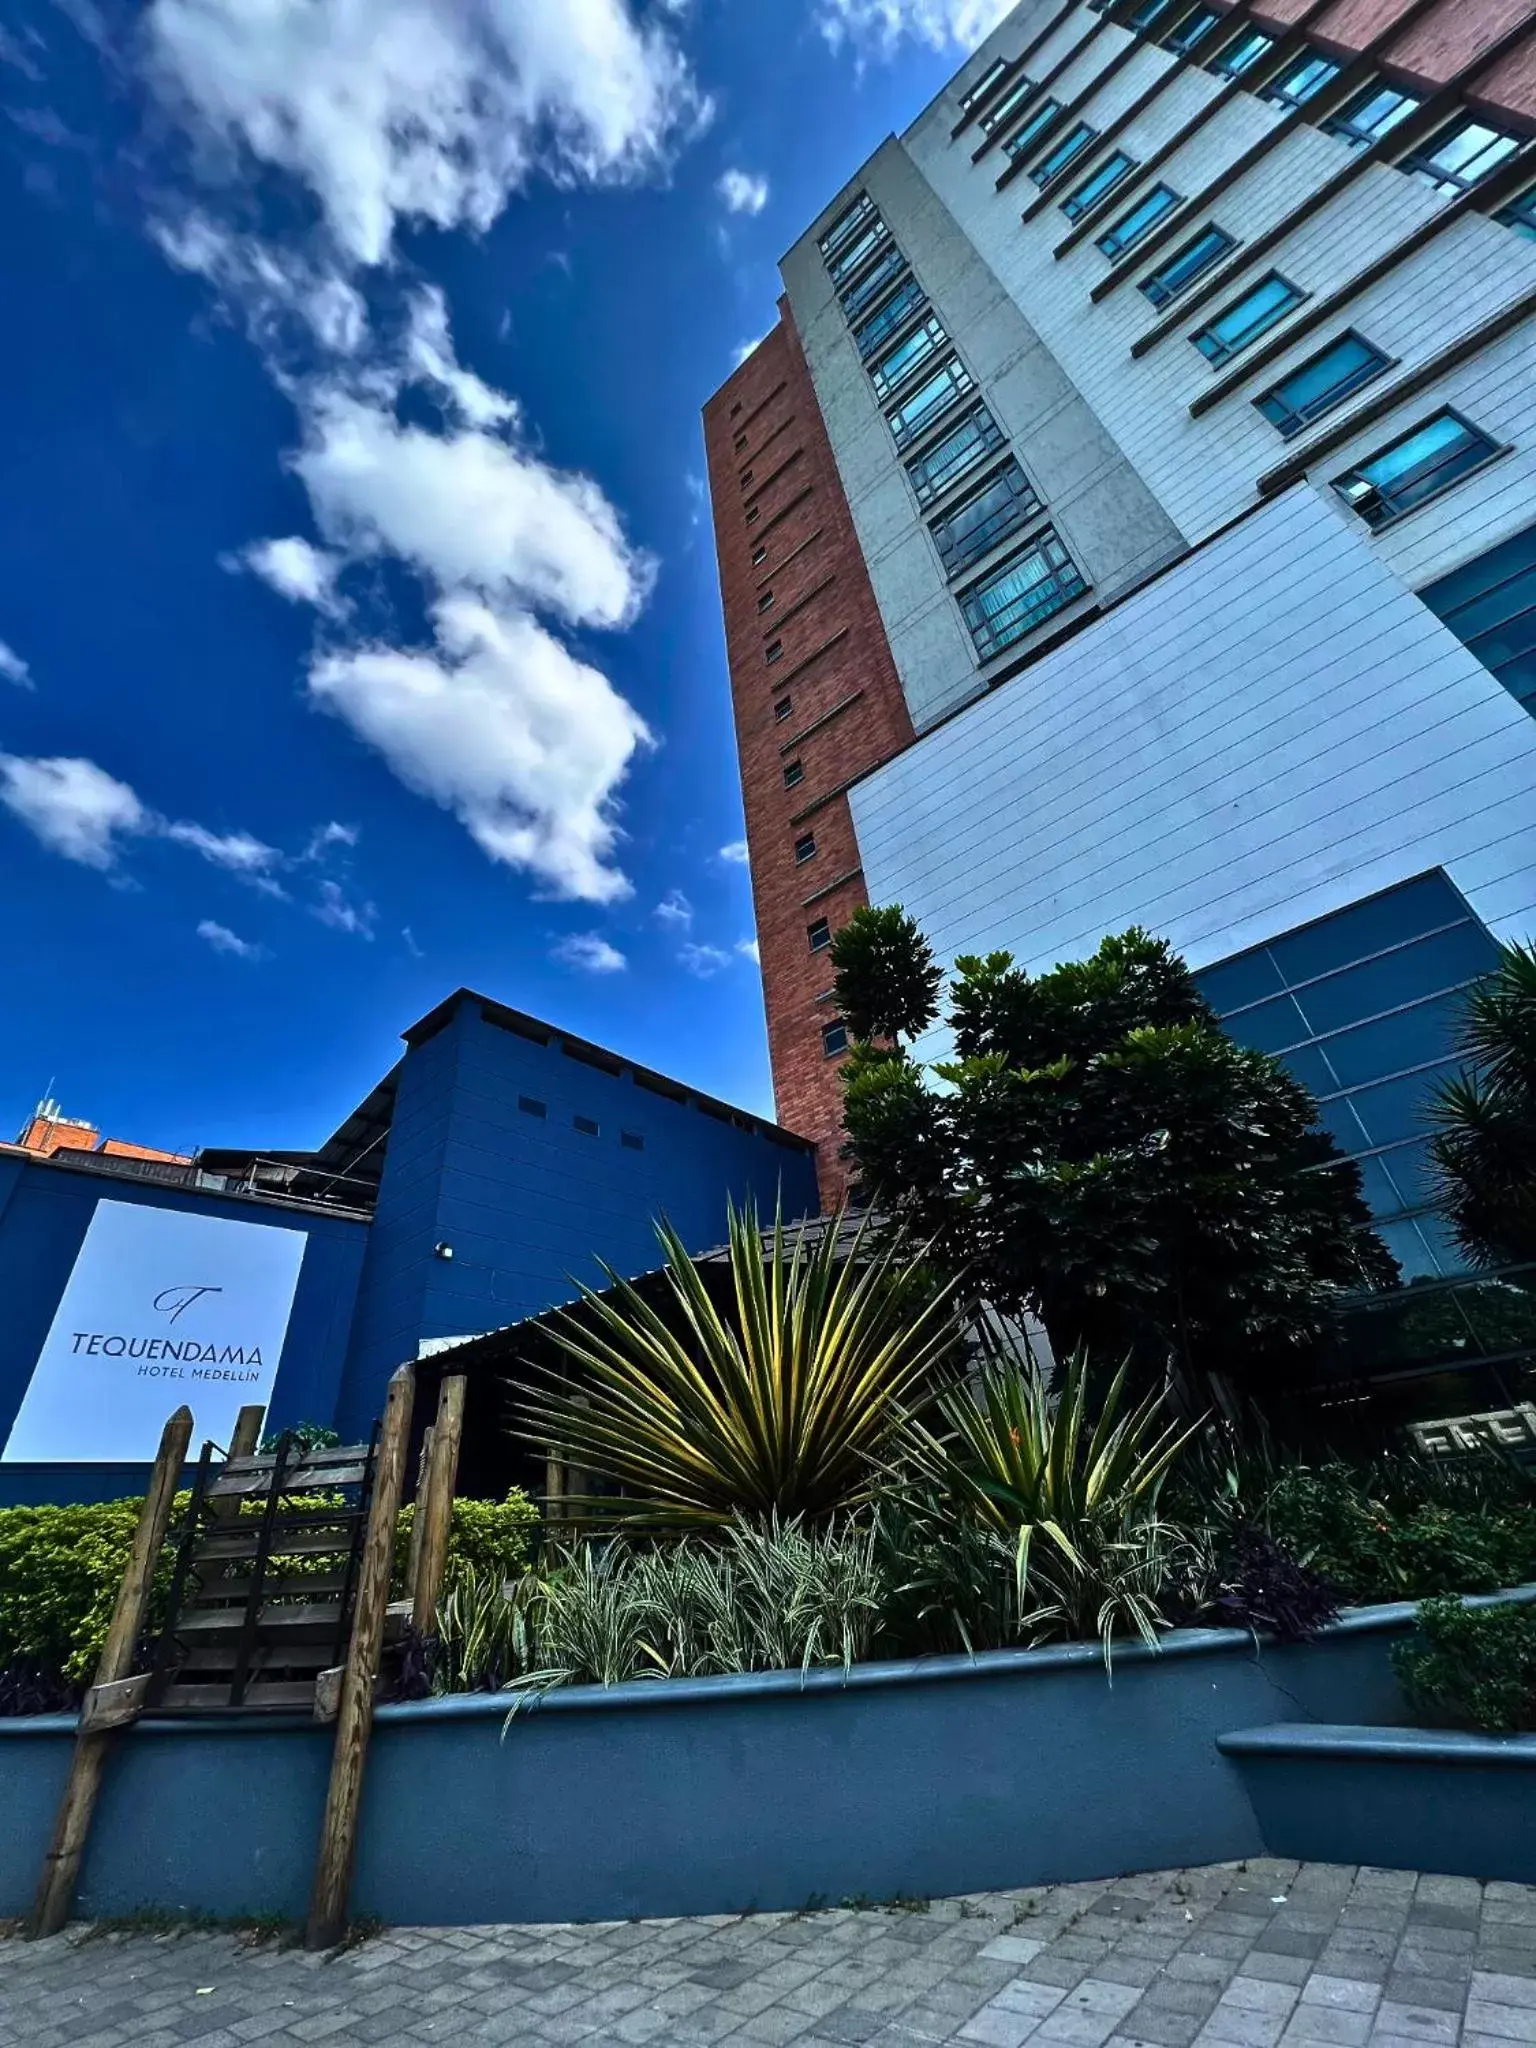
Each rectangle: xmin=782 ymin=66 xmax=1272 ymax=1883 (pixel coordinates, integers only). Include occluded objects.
xmin=1430 ymin=942 xmax=1536 ymax=1269
xmin=907 ymin=1338 xmax=1203 ymax=1657
xmin=518 ymin=1203 xmax=964 ymax=1526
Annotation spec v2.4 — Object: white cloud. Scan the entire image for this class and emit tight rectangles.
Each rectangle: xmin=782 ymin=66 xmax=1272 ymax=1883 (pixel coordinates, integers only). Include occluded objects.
xmin=815 ymin=0 xmax=1013 ymax=52
xmin=0 ymin=639 xmax=33 ymax=689
xmin=719 ymin=838 xmax=749 ymax=865
xmin=0 ymin=755 xmax=148 ymax=869
xmin=679 ymin=940 xmax=732 ymax=978
xmin=737 ymin=936 xmax=760 ymax=964
xmin=655 ymin=888 xmax=692 ymax=929
xmin=717 ymin=168 xmax=769 ymax=216
xmin=311 ymin=877 xmax=377 ymax=937
xmin=303 ymin=819 xmax=359 ymax=859
xmin=731 ymin=332 xmax=770 ymax=368
xmin=309 ymin=592 xmax=649 ymax=903
xmin=402 ymin=925 xmax=424 ymax=957
xmin=553 ymin=930 xmax=626 ymax=974
xmin=197 ymin=918 xmax=263 ymax=959
xmin=232 ymin=536 xmax=345 ymax=613
xmin=163 ymin=820 xmax=282 ymax=875
xmin=146 ymin=0 xmax=710 ymax=268
xmin=404 ymin=284 xmax=520 ymax=429
xmin=152 ymin=213 xmax=370 ymax=352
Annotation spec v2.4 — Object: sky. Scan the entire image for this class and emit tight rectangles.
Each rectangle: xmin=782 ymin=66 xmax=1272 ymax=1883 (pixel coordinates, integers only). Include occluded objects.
xmin=0 ymin=0 xmax=1007 ymax=1157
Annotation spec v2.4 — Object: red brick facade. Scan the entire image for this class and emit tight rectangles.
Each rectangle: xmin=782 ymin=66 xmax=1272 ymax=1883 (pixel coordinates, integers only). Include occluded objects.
xmin=703 ymin=302 xmax=915 ymax=1208
xmin=1257 ymin=0 xmax=1536 ymax=120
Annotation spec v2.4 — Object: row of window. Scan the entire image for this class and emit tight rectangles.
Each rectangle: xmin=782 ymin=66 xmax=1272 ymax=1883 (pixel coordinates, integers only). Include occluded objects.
xmin=822 ymin=193 xmax=1092 ymax=664
xmin=516 ymin=1094 xmax=646 ymax=1149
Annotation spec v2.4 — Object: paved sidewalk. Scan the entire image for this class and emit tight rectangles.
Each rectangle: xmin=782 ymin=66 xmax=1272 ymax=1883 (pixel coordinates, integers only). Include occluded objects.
xmin=3 ymin=1862 xmax=1534 ymax=2048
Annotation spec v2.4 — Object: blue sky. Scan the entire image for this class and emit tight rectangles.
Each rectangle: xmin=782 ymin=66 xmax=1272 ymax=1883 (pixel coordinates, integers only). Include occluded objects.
xmin=0 ymin=0 xmax=997 ymax=1155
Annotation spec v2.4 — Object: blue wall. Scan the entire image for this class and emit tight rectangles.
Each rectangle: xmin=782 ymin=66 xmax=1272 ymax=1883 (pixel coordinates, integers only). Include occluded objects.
xmin=0 ymin=1156 xmax=368 ymax=1507
xmin=337 ymin=998 xmax=818 ymax=1436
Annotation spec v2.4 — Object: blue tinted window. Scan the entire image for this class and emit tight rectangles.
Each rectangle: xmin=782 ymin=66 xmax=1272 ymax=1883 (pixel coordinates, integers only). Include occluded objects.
xmin=1140 ymin=225 xmax=1235 ymax=308
xmin=1030 ymin=123 xmax=1096 ymax=189
xmin=1315 ymin=990 xmax=1469 ymax=1088
xmin=1255 ymin=332 xmax=1391 ymax=438
xmin=1347 ymin=1063 xmax=1460 ymax=1148
xmin=1295 ymin=924 xmax=1501 ymax=1037
xmin=1195 ymin=947 xmax=1284 ymax=1013
xmin=1221 ymin=991 xmax=1310 ymax=1054
xmin=1419 ymin=518 xmax=1536 ymax=721
xmin=1265 ymin=871 xmax=1466 ymax=984
xmin=1096 ymin=184 xmax=1180 ymax=260
xmin=1193 ymin=273 xmax=1303 ymax=365
xmin=1210 ymin=29 xmax=1273 ymax=76
xmin=1317 ymin=1095 xmax=1371 ymax=1153
xmin=1061 ymin=152 xmax=1135 ymax=221
xmin=1377 ymin=1138 xmax=1437 ymax=1211
xmin=1334 ymin=410 xmax=1500 ymax=529
xmin=1355 ymin=1152 xmax=1411 ymax=1219
xmin=1274 ymin=1042 xmax=1340 ymax=1099
xmin=1002 ymin=99 xmax=1064 ymax=164
xmin=1375 ymin=1216 xmax=1446 ymax=1281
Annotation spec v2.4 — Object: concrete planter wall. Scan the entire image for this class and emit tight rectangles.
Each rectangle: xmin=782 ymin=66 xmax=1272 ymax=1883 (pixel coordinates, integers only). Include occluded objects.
xmin=7 ymin=1593 xmax=1515 ymax=1929
xmin=1220 ymin=1724 xmax=1536 ymax=1886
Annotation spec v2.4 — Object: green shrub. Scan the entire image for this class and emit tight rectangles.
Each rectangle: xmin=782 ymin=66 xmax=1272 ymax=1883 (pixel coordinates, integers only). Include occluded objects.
xmin=0 ymin=1487 xmax=538 ymax=1704
xmin=1393 ymin=1594 xmax=1536 ymax=1731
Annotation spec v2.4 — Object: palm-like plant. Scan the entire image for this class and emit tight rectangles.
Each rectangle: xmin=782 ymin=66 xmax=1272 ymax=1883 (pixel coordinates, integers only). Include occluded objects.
xmin=1430 ymin=942 xmax=1536 ymax=1270
xmin=906 ymin=1339 xmax=1203 ymax=1656
xmin=517 ymin=1202 xmax=966 ymax=1526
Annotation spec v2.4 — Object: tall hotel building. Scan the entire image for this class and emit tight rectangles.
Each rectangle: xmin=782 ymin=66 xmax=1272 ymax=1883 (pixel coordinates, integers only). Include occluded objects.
xmin=703 ymin=0 xmax=1536 ymax=1273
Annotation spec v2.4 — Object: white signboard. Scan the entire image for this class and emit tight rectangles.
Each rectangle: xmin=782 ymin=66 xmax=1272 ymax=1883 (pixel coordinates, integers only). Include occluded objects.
xmin=2 ymin=1199 xmax=308 ymax=1463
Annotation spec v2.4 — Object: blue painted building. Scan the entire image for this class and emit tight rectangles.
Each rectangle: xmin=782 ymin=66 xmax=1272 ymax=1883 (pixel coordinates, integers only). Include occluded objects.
xmin=0 ymin=990 xmax=817 ymax=1503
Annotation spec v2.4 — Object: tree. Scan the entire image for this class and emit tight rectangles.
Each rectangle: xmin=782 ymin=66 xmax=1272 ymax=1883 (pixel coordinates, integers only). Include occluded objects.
xmin=1430 ymin=942 xmax=1536 ymax=1269
xmin=835 ymin=915 xmax=1396 ymax=1399
xmin=829 ymin=905 xmax=943 ymax=1045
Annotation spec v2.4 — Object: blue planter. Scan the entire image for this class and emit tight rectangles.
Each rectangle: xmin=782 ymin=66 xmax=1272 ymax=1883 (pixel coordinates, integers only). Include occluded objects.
xmin=1219 ymin=1723 xmax=1536 ymax=1885
xmin=6 ymin=1593 xmax=1513 ymax=1928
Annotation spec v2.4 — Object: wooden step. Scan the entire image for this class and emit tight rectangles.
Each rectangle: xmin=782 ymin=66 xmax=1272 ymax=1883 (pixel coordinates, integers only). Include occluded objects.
xmin=208 ymin=1448 xmax=371 ymax=1498
xmin=174 ymin=1641 xmax=339 ymax=1675
xmin=192 ymin=1516 xmax=361 ymax=1564
xmin=179 ymin=1602 xmax=347 ymax=1643
xmin=154 ymin=1680 xmax=318 ymax=1715
xmin=186 ymin=1569 xmax=351 ymax=1605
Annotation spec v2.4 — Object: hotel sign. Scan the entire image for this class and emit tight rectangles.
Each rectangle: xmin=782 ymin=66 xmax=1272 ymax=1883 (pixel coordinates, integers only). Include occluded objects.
xmin=3 ymin=1199 xmax=307 ymax=1463
xmin=1409 ymin=1404 xmax=1536 ymax=1458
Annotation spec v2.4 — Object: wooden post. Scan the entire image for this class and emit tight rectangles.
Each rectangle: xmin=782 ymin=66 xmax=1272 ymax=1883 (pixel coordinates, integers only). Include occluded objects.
xmin=305 ymin=1364 xmax=414 ymax=1951
xmin=410 ymin=1376 xmax=466 ymax=1639
xmin=208 ymin=1404 xmax=266 ymax=1525
xmin=29 ymin=1406 xmax=193 ymax=1938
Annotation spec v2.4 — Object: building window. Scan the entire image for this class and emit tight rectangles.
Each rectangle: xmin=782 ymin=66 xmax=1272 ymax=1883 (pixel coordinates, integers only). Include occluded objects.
xmin=621 ymin=1130 xmax=645 ymax=1152
xmin=1129 ymin=0 xmax=1170 ymax=27
xmin=746 ymin=505 xmax=759 ymax=524
xmin=740 ymin=469 xmax=754 ymax=488
xmin=819 ymin=192 xmax=876 ymax=262
xmin=774 ymin=696 xmax=793 ymax=722
xmin=1419 ymin=517 xmax=1536 ymax=718
xmin=1333 ymin=410 xmax=1501 ymax=530
xmin=1324 ymin=83 xmax=1420 ymax=150
xmin=929 ymin=460 xmax=1041 ymax=577
xmin=1139 ymin=224 xmax=1235 ymax=307
xmin=729 ymin=401 xmax=742 ymax=417
xmin=1060 ymin=151 xmax=1136 ymax=222
xmin=1163 ymin=7 xmax=1219 ymax=54
xmin=870 ymin=313 xmax=948 ymax=401
xmin=839 ymin=243 xmax=906 ymax=321
xmin=784 ymin=758 xmax=805 ymax=788
xmin=978 ymin=73 xmax=1037 ymax=136
xmin=825 ymin=217 xmax=890 ymax=288
xmin=1253 ymin=332 xmax=1392 ymax=438
xmin=1192 ymin=272 xmax=1303 ymax=365
xmin=1001 ymin=98 xmax=1064 ymax=165
xmin=1096 ymin=183 xmax=1180 ymax=259
xmin=1496 ymin=183 xmax=1536 ymax=239
xmin=734 ymin=433 xmax=748 ymax=453
xmin=1402 ymin=118 xmax=1522 ymax=196
xmin=752 ymin=545 xmax=767 ymax=565
xmin=1260 ymin=50 xmax=1340 ymax=109
xmin=959 ymin=57 xmax=1010 ymax=114
xmin=1029 ymin=123 xmax=1097 ymax=190
xmin=765 ymin=640 xmax=783 ymax=664
xmin=905 ymin=405 xmax=1006 ymax=507
xmin=959 ymin=529 xmax=1087 ymax=661
xmin=822 ymin=1021 xmax=850 ymax=1058
xmin=1195 ymin=870 xmax=1502 ymax=1279
xmin=808 ymin=918 xmax=831 ymax=952
xmin=1208 ymin=29 xmax=1272 ymax=77
xmin=886 ymin=357 xmax=975 ymax=450
xmin=853 ymin=273 xmax=924 ymax=361
xmin=795 ymin=833 xmax=817 ymax=864
xmin=518 ymin=1095 xmax=547 ymax=1118
xmin=574 ymin=1114 xmax=600 ymax=1137
xmin=757 ymin=590 xmax=775 ymax=612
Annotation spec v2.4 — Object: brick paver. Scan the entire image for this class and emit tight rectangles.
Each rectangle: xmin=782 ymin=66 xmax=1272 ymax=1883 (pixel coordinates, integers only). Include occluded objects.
xmin=3 ymin=1864 xmax=1533 ymax=2048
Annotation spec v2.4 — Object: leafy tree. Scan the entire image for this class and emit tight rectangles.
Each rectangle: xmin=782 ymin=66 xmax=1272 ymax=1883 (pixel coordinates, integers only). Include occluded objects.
xmin=836 ymin=916 xmax=1395 ymax=1399
xmin=1429 ymin=942 xmax=1536 ymax=1270
xmin=829 ymin=905 xmax=944 ymax=1045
